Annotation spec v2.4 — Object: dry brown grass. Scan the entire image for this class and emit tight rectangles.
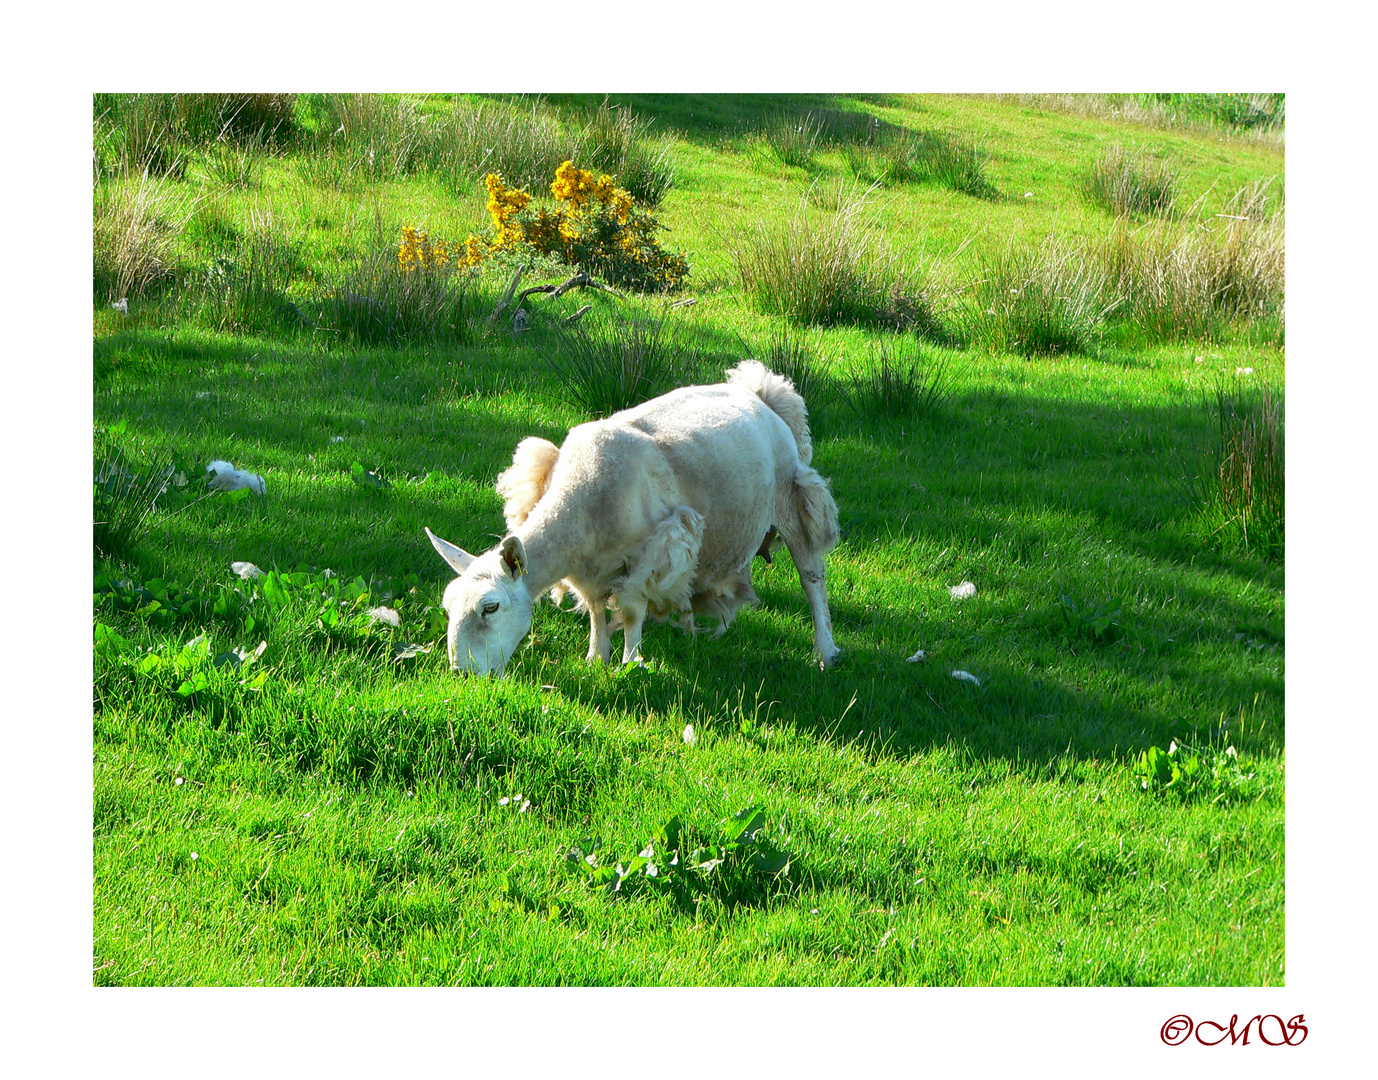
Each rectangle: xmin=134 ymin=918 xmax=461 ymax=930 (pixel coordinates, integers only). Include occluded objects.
xmin=1099 ymin=183 xmax=1284 ymax=340
xmin=92 ymin=172 xmax=198 ymax=304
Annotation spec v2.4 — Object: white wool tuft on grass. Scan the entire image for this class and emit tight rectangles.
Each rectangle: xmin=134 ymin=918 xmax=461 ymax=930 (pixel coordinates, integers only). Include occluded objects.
xmin=206 ymin=460 xmax=266 ymax=495
xmin=950 ymin=581 xmax=977 ymax=600
xmin=367 ymin=606 xmax=401 ymax=627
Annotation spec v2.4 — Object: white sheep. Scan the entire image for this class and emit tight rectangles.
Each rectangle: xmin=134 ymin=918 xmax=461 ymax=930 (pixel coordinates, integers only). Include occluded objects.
xmin=425 ymin=360 xmax=841 ymax=675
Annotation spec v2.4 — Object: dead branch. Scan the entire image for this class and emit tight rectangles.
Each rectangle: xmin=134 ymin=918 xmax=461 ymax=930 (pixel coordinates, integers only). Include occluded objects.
xmin=563 ymin=304 xmax=593 ymax=325
xmin=516 ymin=284 xmax=558 ymax=306
xmin=488 ymin=262 xmax=529 ymax=325
xmin=550 ymin=270 xmax=622 ymax=299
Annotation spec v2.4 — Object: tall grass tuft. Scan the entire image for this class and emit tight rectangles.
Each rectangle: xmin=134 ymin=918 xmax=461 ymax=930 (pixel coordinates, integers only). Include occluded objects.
xmin=968 ymin=238 xmax=1118 ymax=356
xmin=754 ymin=328 xmax=828 ymax=407
xmin=94 ymin=94 xmax=297 ymax=178
xmin=433 ymin=98 xmax=577 ymax=193
xmin=755 ymin=111 xmax=825 ymax=169
xmin=576 ymin=100 xmax=675 ymax=205
xmin=306 ymin=94 xmax=433 ymax=182
xmin=319 ymin=248 xmax=473 ymax=347
xmin=1203 ymin=382 xmax=1284 ymax=557
xmin=1151 ymin=93 xmax=1284 ymax=132
xmin=93 ymin=172 xmax=198 ymax=304
xmin=93 ymin=436 xmax=176 ymax=561
xmin=843 ymin=129 xmax=996 ymax=198
xmin=733 ymin=182 xmax=941 ymax=331
xmin=1083 ymin=145 xmax=1177 ymax=217
xmin=545 ymin=315 xmax=690 ymax=416
xmin=201 ymin=225 xmax=309 ymax=334
xmin=846 ymin=338 xmax=952 ymax=420
xmin=194 ymin=142 xmax=263 ymax=191
xmin=1099 ymin=183 xmax=1284 ymax=342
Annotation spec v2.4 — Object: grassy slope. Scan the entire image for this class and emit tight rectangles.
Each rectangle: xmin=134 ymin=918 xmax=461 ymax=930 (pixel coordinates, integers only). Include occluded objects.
xmin=93 ymin=94 xmax=1284 ymax=986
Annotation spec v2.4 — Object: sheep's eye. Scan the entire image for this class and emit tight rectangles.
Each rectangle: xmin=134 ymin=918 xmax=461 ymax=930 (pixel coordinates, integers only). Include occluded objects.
xmin=481 ymin=601 xmax=500 ymax=616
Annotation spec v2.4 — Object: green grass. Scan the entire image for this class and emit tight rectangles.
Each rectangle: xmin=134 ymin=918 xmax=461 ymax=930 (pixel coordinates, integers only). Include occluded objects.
xmin=92 ymin=93 xmax=1284 ymax=987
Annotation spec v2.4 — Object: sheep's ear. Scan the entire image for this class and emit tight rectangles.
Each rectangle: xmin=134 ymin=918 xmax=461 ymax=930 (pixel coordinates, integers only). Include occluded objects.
xmin=500 ymin=534 xmax=528 ymax=578
xmin=426 ymin=527 xmax=475 ymax=575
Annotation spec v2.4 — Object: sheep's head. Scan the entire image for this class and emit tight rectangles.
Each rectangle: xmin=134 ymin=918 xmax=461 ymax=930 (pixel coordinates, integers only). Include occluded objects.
xmin=426 ymin=527 xmax=534 ymax=676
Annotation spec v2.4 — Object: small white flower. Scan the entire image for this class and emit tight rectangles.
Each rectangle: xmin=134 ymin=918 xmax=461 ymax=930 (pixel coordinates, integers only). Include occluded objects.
xmin=330 ymin=436 xmax=345 ymax=443
xmin=951 ymin=670 xmax=981 ymax=687
xmin=1023 ymin=191 xmax=1034 ymax=199
xmin=231 ymin=561 xmax=264 ymax=581
xmin=682 ymin=724 xmax=696 ymax=746
xmin=1194 ymin=355 xmax=1204 ymax=363
xmin=367 ymin=606 xmax=400 ymax=627
xmin=905 ymin=649 xmax=926 ymax=663
xmin=498 ymin=797 xmax=510 ymax=806
xmin=195 ymin=391 xmax=211 ymax=400
xmin=519 ymin=800 xmax=531 ymax=813
xmin=950 ymin=581 xmax=977 ymax=600
xmin=1236 ymin=366 xmax=1254 ymax=375
xmin=174 ymin=776 xmax=184 ymax=786
xmin=190 ymin=852 xmax=199 ymax=860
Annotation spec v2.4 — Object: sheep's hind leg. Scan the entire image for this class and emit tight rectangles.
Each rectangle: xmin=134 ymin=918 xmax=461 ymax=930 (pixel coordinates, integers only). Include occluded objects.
xmin=586 ymin=598 xmax=612 ymax=663
xmin=619 ymin=599 xmax=648 ymax=664
xmin=787 ymin=545 xmax=841 ymax=667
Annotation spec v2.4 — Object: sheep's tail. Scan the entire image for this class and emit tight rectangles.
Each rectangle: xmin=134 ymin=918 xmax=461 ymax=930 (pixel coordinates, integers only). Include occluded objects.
xmin=726 ymin=359 xmax=814 ymax=466
xmin=495 ymin=436 xmax=560 ymax=530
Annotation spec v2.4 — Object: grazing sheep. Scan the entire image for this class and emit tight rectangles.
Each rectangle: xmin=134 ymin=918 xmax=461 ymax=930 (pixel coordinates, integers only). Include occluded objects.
xmin=426 ymin=360 xmax=841 ymax=675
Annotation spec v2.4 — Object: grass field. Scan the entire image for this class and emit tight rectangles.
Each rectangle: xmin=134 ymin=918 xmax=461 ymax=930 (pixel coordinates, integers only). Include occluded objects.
xmin=92 ymin=92 xmax=1284 ymax=986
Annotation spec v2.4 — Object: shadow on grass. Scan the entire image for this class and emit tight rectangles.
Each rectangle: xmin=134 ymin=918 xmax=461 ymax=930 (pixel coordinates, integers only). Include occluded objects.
xmin=96 ymin=328 xmax=1283 ymax=772
xmin=535 ymin=93 xmax=866 ymax=147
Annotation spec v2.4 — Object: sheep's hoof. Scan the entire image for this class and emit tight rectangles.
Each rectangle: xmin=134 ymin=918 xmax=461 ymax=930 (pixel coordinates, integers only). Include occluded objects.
xmin=820 ymin=648 xmax=842 ymax=669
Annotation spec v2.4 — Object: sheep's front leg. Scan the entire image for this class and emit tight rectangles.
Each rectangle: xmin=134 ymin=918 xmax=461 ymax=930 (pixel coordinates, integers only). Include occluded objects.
xmin=790 ymin=548 xmax=841 ymax=667
xmin=619 ymin=599 xmax=648 ymax=664
xmin=587 ymin=602 xmax=612 ymax=663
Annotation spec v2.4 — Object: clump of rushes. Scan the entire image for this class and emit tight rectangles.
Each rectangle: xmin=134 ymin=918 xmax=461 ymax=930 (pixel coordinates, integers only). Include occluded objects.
xmin=970 ymin=238 xmax=1118 ymax=356
xmin=201 ymin=227 xmax=309 ymax=335
xmin=576 ymin=99 xmax=675 ymax=206
xmin=755 ymin=110 xmax=826 ymax=168
xmin=733 ymin=181 xmax=936 ymax=329
xmin=1082 ymin=145 xmax=1178 ymax=217
xmin=755 ymin=328 xmax=828 ymax=407
xmin=1204 ymin=381 xmax=1284 ymax=557
xmin=322 ymin=244 xmax=472 ymax=347
xmin=545 ymin=314 xmax=692 ymax=416
xmin=843 ymin=128 xmax=996 ymax=198
xmin=1099 ymin=182 xmax=1284 ymax=342
xmin=92 ymin=171 xmax=198 ymax=304
xmin=846 ymin=337 xmax=952 ymax=420
xmin=397 ymin=161 xmax=688 ymax=293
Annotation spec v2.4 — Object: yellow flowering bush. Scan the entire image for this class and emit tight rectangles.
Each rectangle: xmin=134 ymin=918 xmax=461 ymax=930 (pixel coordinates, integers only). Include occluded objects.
xmin=397 ymin=226 xmax=452 ymax=273
xmin=397 ymin=160 xmax=688 ymax=293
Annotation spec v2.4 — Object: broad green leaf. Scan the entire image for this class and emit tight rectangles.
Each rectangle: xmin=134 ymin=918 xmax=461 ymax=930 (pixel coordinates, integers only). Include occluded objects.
xmin=750 ymin=850 xmax=792 ymax=875
xmin=729 ymin=806 xmax=767 ymax=844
